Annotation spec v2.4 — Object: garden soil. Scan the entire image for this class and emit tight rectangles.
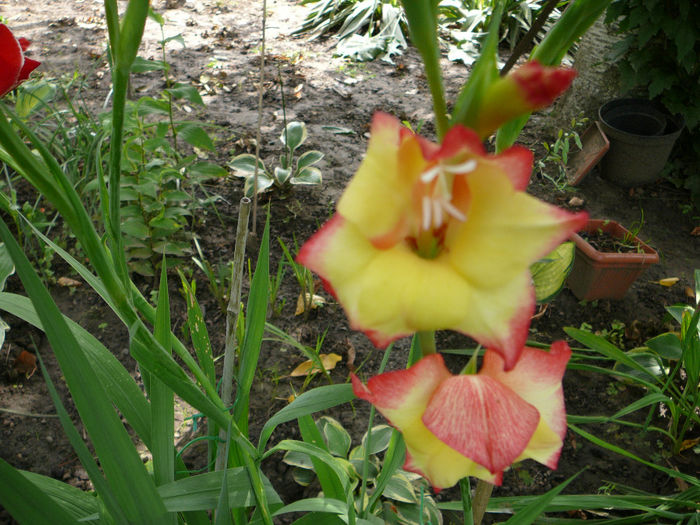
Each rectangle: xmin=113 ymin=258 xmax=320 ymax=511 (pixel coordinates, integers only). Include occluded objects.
xmin=1 ymin=0 xmax=699 ymax=522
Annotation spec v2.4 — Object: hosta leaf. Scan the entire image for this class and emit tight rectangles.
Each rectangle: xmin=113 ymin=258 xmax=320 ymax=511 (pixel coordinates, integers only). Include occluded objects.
xmin=283 ymin=450 xmax=315 ymax=470
xmin=361 ymin=424 xmax=393 ymax=455
xmin=531 ymin=241 xmax=575 ymax=303
xmin=243 ymin=174 xmax=274 ymax=197
xmin=274 ymin=166 xmax=293 ymax=186
xmin=291 ymin=167 xmax=322 ymax=186
xmin=229 ymin=154 xmax=267 ymax=175
xmin=280 ymin=121 xmax=307 ymax=152
xmin=317 ymin=416 xmax=351 ymax=458
xmin=383 ymin=472 xmax=417 ymax=503
xmin=297 ymin=150 xmax=324 ymax=171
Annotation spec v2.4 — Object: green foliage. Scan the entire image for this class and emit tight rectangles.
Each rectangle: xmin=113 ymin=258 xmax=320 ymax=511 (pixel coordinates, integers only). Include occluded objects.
xmin=439 ymin=0 xmax=568 ymax=65
xmin=530 ymin=241 xmax=576 ymax=303
xmin=230 ymin=121 xmax=324 ymax=197
xmin=605 ymin=0 xmax=700 ymax=210
xmin=281 ymin=416 xmax=443 ymax=524
xmin=567 ymin=270 xmax=700 ymax=456
xmin=535 ymin=115 xmax=589 ymax=190
xmin=295 ymin=0 xmax=408 ymax=62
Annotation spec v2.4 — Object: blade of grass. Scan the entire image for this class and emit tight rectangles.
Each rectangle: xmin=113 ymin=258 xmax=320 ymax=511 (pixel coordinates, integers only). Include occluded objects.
xmin=503 ymin=470 xmax=581 ymax=524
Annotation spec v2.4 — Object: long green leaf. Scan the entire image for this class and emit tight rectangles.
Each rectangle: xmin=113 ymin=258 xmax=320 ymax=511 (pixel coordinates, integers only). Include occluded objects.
xmin=157 ymin=468 xmax=282 ymax=512
xmin=0 ymin=219 xmax=168 ymax=523
xmin=569 ymin=424 xmax=700 ymax=486
xmin=258 ymin=384 xmax=355 ymax=452
xmin=504 ymin=470 xmax=580 ymax=523
xmin=234 ymin=216 xmax=270 ymax=434
xmin=273 ymin=497 xmax=347 ymax=517
xmin=0 ymin=292 xmax=152 ymax=446
xmin=0 ymin=459 xmax=77 ymax=524
xmin=34 ymin=349 xmax=129 ymax=523
xmin=298 ymin=415 xmax=346 ymax=500
xmin=20 ymin=471 xmax=99 ymax=520
xmin=152 ymin=262 xmax=176 ymax=497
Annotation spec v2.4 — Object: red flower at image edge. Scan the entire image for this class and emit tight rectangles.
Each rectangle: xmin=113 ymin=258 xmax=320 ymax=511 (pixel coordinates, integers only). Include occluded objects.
xmin=0 ymin=24 xmax=41 ymax=98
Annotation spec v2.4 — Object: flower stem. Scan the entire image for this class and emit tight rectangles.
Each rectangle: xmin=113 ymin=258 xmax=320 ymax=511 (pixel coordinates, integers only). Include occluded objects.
xmin=460 ymin=477 xmax=474 ymax=525
xmin=472 ymin=479 xmax=494 ymax=525
xmin=417 ymin=331 xmax=436 ymax=356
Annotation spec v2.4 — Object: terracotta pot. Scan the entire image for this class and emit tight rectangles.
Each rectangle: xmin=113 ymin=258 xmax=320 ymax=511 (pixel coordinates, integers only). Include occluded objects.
xmin=567 ymin=219 xmax=659 ymax=300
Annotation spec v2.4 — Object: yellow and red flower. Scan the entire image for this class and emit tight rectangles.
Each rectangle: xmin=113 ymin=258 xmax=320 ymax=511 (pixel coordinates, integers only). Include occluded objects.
xmin=0 ymin=24 xmax=41 ymax=98
xmin=352 ymin=342 xmax=571 ymax=490
xmin=298 ymin=112 xmax=586 ymax=368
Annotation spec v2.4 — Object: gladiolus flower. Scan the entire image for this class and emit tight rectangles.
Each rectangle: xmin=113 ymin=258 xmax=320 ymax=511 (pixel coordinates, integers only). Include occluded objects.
xmin=352 ymin=342 xmax=571 ymax=490
xmin=298 ymin=113 xmax=586 ymax=369
xmin=0 ymin=24 xmax=41 ymax=98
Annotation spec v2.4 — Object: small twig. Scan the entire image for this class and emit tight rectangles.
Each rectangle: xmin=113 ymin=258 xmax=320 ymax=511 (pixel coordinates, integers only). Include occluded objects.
xmin=215 ymin=196 xmax=251 ymax=471
xmin=251 ymin=0 xmax=268 ymax=234
xmin=500 ymin=0 xmax=560 ymax=75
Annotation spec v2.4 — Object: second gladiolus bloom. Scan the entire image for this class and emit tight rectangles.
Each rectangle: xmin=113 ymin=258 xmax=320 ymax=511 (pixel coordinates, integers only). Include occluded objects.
xmin=0 ymin=24 xmax=41 ymax=98
xmin=352 ymin=342 xmax=571 ymax=490
xmin=298 ymin=112 xmax=586 ymax=368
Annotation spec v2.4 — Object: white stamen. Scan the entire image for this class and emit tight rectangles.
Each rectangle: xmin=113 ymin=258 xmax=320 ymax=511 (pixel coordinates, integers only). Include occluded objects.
xmin=422 ymin=196 xmax=432 ymax=231
xmin=420 ymin=165 xmax=442 ymax=183
xmin=443 ymin=200 xmax=467 ymax=222
xmin=444 ymin=159 xmax=477 ymax=174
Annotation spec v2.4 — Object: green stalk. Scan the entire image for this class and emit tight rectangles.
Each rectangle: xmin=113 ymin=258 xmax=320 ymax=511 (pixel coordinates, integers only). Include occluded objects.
xmin=460 ymin=477 xmax=474 ymax=525
xmin=400 ymin=0 xmax=447 ymax=139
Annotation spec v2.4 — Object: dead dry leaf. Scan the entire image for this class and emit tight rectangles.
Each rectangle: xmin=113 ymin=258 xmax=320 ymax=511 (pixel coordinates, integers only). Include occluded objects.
xmin=654 ymin=277 xmax=679 ymax=287
xmin=290 ymin=353 xmax=342 ymax=377
xmin=14 ymin=350 xmax=37 ymax=378
xmin=685 ymin=286 xmax=695 ymax=299
xmin=568 ymin=196 xmax=584 ymax=207
xmin=57 ymin=276 xmax=82 ymax=288
xmin=680 ymin=437 xmax=700 ymax=452
xmin=690 ymin=226 xmax=700 ymax=236
xmin=295 ymin=293 xmax=325 ymax=315
xmin=346 ymin=338 xmax=356 ymax=374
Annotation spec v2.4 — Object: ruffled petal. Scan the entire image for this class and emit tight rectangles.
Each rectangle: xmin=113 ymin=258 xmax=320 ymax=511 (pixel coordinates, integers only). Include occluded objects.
xmin=452 ymin=271 xmax=535 ymax=370
xmin=422 ymin=374 xmax=539 ymax=474
xmin=337 ymin=112 xmax=424 ymax=249
xmin=352 ymin=355 xmax=500 ymax=489
xmin=298 ymin=215 xmax=477 ymax=348
xmin=0 ymin=24 xmax=23 ymax=98
xmin=480 ymin=342 xmax=571 ymax=468
xmin=473 ymin=61 xmax=576 ymax=138
xmin=447 ymin=168 xmax=588 ymax=287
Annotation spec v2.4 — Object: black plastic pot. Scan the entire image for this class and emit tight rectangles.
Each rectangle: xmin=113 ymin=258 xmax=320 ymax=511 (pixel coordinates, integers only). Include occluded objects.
xmin=598 ymin=98 xmax=684 ymax=187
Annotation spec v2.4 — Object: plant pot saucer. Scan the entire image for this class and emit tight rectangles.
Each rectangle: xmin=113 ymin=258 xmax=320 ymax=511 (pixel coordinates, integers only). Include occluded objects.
xmin=566 ymin=121 xmax=610 ymax=186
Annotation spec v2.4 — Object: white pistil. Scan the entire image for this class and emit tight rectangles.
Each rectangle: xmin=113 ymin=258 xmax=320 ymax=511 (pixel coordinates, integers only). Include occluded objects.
xmin=422 ymin=195 xmax=432 ymax=232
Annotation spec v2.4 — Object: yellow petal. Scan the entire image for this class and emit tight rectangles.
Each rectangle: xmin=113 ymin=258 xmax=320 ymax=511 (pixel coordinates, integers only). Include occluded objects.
xmin=337 ymin=112 xmax=425 ymax=248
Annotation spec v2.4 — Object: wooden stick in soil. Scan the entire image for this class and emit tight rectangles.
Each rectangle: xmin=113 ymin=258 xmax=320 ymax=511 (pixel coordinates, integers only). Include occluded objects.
xmin=215 ymin=196 xmax=251 ymax=471
xmin=251 ymin=0 xmax=267 ymax=235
